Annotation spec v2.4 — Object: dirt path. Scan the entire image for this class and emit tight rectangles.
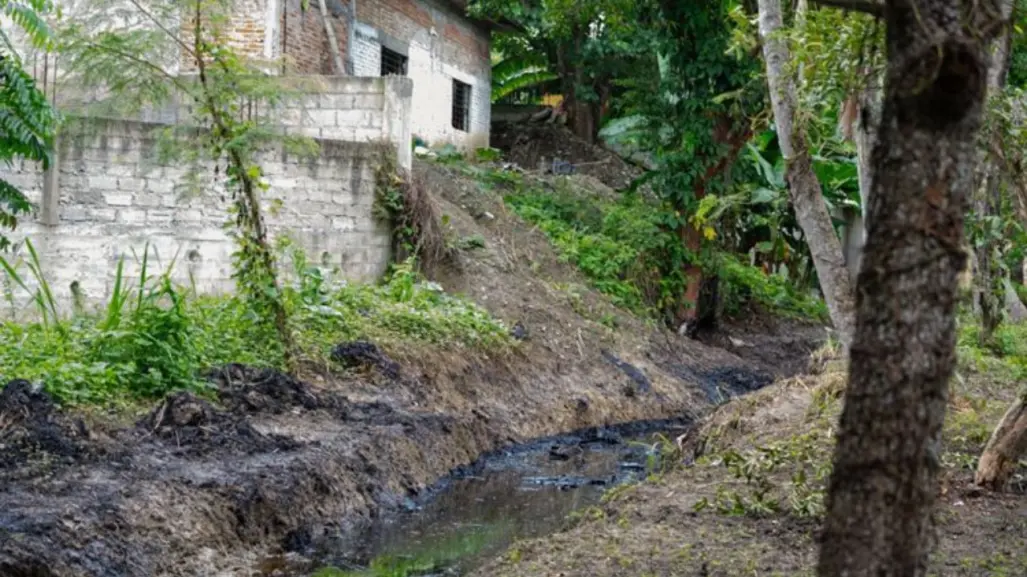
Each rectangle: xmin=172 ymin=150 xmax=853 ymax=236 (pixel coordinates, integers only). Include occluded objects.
xmin=0 ymin=160 xmax=824 ymax=576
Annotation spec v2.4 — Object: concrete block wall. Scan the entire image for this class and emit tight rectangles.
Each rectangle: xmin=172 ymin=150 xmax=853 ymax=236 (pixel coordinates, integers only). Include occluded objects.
xmin=1 ymin=118 xmax=391 ymax=312
xmin=0 ymin=76 xmax=414 ymax=312
xmin=273 ymin=76 xmax=413 ymax=169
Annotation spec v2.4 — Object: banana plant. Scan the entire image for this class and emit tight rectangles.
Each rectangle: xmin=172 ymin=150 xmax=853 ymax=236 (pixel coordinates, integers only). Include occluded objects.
xmin=490 ymin=53 xmax=558 ymax=104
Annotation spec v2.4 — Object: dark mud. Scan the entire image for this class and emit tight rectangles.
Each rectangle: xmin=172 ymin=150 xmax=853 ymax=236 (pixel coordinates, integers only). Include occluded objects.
xmin=0 ymin=379 xmax=96 ymax=480
xmin=0 ymin=342 xmax=790 ymax=577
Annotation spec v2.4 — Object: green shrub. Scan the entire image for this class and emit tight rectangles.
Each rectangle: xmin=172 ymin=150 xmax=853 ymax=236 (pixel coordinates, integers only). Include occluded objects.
xmin=717 ymin=255 xmax=828 ymax=321
xmin=504 ymin=183 xmax=664 ymax=315
xmin=499 ymin=171 xmax=826 ymax=322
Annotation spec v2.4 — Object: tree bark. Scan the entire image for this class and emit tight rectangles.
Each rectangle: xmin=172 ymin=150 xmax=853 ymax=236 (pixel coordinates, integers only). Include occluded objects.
xmin=817 ymin=0 xmax=997 ymax=575
xmin=977 ymin=390 xmax=1027 ymax=489
xmin=854 ymin=85 xmax=881 ymax=223
xmin=758 ymin=0 xmax=856 ymax=349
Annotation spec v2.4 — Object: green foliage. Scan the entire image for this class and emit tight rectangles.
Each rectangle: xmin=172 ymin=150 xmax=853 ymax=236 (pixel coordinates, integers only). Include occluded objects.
xmin=488 ymin=164 xmax=826 ymax=321
xmin=717 ymin=254 xmax=827 ymax=321
xmin=1008 ymin=0 xmax=1027 ymax=89
xmin=491 ymin=53 xmax=557 ymax=104
xmin=504 ymin=179 xmax=664 ymax=315
xmin=0 ymin=242 xmax=218 ymax=403
xmin=0 ymin=0 xmax=58 ymax=249
xmin=0 ymin=244 xmax=508 ymax=405
xmin=287 ymin=252 xmax=510 ymax=352
xmin=957 ymin=319 xmax=1027 ymax=381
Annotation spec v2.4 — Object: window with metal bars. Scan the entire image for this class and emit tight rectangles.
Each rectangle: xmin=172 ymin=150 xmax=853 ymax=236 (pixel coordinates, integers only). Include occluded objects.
xmin=380 ymin=46 xmax=407 ymax=76
xmin=451 ymin=79 xmax=471 ymax=132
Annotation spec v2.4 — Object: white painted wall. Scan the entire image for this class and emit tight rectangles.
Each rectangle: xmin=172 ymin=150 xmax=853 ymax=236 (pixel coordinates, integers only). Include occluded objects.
xmin=345 ymin=2 xmax=491 ymax=151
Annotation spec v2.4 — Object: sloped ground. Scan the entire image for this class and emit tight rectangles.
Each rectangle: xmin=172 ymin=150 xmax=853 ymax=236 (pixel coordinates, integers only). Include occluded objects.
xmin=474 ymin=343 xmax=1027 ymax=577
xmin=0 ymin=157 xmax=822 ymax=576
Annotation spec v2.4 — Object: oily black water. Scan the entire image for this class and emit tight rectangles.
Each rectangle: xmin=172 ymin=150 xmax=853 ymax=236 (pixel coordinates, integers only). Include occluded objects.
xmin=292 ymin=424 xmax=689 ymax=576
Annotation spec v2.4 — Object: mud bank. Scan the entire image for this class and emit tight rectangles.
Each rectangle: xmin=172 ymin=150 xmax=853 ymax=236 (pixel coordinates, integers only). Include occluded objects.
xmin=0 ymin=157 xmax=825 ymax=576
xmin=0 ymin=333 xmax=790 ymax=577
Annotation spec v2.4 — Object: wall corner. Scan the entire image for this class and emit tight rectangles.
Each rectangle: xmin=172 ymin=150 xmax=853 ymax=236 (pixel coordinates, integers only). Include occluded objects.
xmin=382 ymin=76 xmax=413 ymax=171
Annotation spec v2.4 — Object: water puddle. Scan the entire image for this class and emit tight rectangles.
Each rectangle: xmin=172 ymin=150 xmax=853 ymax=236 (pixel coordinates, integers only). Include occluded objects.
xmin=280 ymin=424 xmax=689 ymax=577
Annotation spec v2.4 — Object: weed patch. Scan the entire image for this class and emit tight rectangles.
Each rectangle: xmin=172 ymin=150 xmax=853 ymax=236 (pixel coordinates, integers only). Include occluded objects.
xmin=694 ymin=430 xmax=832 ymax=519
xmin=0 ymin=242 xmax=509 ymax=406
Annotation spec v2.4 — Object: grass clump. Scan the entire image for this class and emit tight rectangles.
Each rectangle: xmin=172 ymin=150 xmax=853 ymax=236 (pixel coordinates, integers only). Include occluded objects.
xmin=957 ymin=319 xmax=1027 ymax=380
xmin=717 ymin=254 xmax=828 ymax=321
xmin=0 ymin=240 xmax=509 ymax=406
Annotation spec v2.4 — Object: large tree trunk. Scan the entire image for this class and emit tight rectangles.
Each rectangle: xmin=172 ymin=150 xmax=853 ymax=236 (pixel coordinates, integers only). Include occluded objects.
xmin=974 ymin=0 xmax=1025 ymax=490
xmin=757 ymin=0 xmax=856 ymax=349
xmin=817 ymin=0 xmax=997 ymax=575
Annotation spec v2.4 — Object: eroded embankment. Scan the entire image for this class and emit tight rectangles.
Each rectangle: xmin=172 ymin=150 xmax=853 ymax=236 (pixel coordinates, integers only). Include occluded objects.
xmin=0 ymin=153 xmax=826 ymax=576
xmin=0 ymin=330 xmax=790 ymax=577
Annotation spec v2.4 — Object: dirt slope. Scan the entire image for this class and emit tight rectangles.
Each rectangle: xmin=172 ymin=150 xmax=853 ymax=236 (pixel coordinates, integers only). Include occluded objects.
xmin=0 ymin=159 xmax=822 ymax=577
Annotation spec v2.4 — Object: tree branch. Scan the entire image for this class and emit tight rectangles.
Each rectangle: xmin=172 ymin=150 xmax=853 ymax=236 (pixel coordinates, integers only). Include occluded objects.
xmin=124 ymin=0 xmax=196 ymax=58
xmin=809 ymin=0 xmax=884 ymax=17
xmin=82 ymin=40 xmax=190 ymax=93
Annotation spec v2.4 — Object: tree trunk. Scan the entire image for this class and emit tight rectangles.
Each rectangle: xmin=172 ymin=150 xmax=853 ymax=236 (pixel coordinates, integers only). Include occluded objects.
xmin=555 ymin=34 xmax=599 ymax=144
xmin=977 ymin=390 xmax=1027 ymax=489
xmin=676 ymin=118 xmax=750 ymax=335
xmin=974 ymin=0 xmax=1015 ymax=346
xmin=975 ymin=0 xmax=1026 ymax=488
xmin=817 ymin=0 xmax=997 ymax=575
xmin=757 ymin=0 xmax=856 ymax=349
xmin=854 ymin=84 xmax=881 ymax=223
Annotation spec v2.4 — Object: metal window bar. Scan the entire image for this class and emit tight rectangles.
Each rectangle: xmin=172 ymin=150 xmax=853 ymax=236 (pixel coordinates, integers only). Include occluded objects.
xmin=380 ymin=47 xmax=408 ymax=76
xmin=451 ymin=79 xmax=471 ymax=132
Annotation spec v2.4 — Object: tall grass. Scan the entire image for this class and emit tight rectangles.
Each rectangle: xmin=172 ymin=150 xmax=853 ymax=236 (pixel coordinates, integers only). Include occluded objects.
xmin=0 ymin=241 xmax=510 ymax=406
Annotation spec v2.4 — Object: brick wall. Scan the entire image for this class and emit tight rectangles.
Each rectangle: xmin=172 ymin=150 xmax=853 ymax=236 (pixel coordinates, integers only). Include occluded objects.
xmin=353 ymin=0 xmax=491 ymax=150
xmin=0 ymin=76 xmax=413 ymax=311
xmin=279 ymin=0 xmax=349 ymax=74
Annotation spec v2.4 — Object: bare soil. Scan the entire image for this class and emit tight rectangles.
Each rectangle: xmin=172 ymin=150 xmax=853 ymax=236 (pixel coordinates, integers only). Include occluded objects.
xmin=0 ymin=159 xmax=823 ymax=577
xmin=489 ymin=122 xmax=642 ymax=191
